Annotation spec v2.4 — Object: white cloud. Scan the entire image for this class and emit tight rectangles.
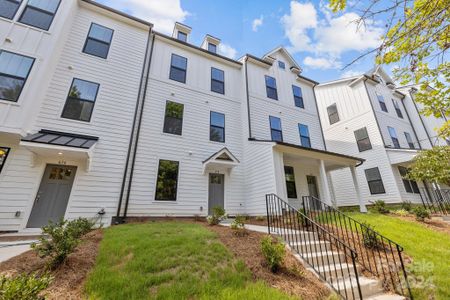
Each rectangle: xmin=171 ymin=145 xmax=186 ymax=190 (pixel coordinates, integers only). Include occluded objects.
xmin=340 ymin=69 xmax=363 ymax=78
xmin=281 ymin=2 xmax=317 ymax=52
xmin=252 ymin=15 xmax=264 ymax=32
xmin=303 ymin=56 xmax=341 ymax=69
xmin=101 ymin=0 xmax=188 ymax=34
xmin=218 ymin=43 xmax=238 ymax=59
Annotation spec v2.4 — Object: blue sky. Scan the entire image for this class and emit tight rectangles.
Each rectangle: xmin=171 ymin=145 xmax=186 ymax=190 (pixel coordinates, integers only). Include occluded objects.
xmin=99 ymin=0 xmax=389 ymax=82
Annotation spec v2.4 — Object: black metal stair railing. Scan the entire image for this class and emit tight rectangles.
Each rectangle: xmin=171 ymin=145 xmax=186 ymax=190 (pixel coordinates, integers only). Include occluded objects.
xmin=266 ymin=194 xmax=363 ymax=300
xmin=419 ymin=187 xmax=450 ymax=215
xmin=302 ymin=196 xmax=412 ymax=299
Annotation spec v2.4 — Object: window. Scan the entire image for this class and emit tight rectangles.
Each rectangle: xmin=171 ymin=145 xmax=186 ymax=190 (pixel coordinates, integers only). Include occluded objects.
xmin=61 ymin=78 xmax=99 ymax=122
xmin=298 ymin=124 xmax=311 ymax=148
xmin=388 ymin=126 xmax=400 ymax=148
xmin=327 ymin=103 xmax=340 ymax=125
xmin=208 ymin=43 xmax=217 ymax=53
xmin=155 ymin=160 xmax=179 ymax=201
xmin=210 ymin=111 xmax=225 ymax=142
xmin=0 ymin=147 xmax=10 ymax=174
xmin=82 ymin=23 xmax=114 ymax=59
xmin=0 ymin=50 xmax=35 ymax=102
xmin=269 ymin=116 xmax=283 ymax=142
xmin=398 ymin=166 xmax=420 ymax=194
xmin=19 ymin=0 xmax=60 ymax=30
xmin=376 ymin=93 xmax=388 ymax=112
xmin=392 ymin=99 xmax=403 ymax=118
xmin=354 ymin=127 xmax=372 ymax=152
xmin=292 ymin=85 xmax=304 ymax=108
xmin=365 ymin=167 xmax=385 ymax=194
xmin=0 ymin=0 xmax=21 ymax=19
xmin=265 ymin=75 xmax=278 ymax=100
xmin=211 ymin=67 xmax=224 ymax=94
xmin=177 ymin=31 xmax=187 ymax=42
xmin=169 ymin=54 xmax=187 ymax=83
xmin=163 ymin=101 xmax=184 ymax=135
xmin=404 ymin=132 xmax=415 ymax=149
xmin=278 ymin=61 xmax=285 ymax=69
xmin=284 ymin=166 xmax=297 ymax=198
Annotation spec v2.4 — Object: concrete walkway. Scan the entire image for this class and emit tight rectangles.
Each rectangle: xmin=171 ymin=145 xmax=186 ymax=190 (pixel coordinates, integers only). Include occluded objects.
xmin=0 ymin=241 xmax=37 ymax=263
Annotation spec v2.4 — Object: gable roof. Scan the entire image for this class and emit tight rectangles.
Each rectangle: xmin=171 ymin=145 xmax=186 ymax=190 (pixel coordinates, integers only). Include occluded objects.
xmin=262 ymin=46 xmax=301 ymax=70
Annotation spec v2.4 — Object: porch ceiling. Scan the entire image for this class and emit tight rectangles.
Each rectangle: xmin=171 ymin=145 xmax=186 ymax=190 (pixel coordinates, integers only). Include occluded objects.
xmin=385 ymin=148 xmax=419 ymax=165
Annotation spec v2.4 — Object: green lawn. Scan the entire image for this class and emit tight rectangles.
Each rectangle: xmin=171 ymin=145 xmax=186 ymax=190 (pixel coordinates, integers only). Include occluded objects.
xmin=345 ymin=213 xmax=450 ymax=300
xmin=84 ymin=221 xmax=294 ymax=300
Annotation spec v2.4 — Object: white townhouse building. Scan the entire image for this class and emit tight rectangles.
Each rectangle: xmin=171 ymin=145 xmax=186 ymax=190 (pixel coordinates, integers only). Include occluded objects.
xmin=315 ymin=66 xmax=448 ymax=207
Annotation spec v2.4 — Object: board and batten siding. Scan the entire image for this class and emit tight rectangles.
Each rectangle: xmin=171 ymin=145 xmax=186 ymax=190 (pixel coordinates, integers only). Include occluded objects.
xmin=126 ymin=37 xmax=246 ymax=216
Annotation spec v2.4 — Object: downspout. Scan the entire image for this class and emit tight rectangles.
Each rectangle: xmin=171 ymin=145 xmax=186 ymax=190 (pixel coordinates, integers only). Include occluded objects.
xmin=399 ymin=95 xmax=422 ymax=149
xmin=116 ymin=27 xmax=153 ymax=221
xmin=363 ymin=78 xmax=387 ymax=147
xmin=312 ymin=84 xmax=327 ymax=150
xmin=244 ymin=56 xmax=252 ymax=139
xmin=409 ymin=89 xmax=433 ymax=147
xmin=123 ymin=33 xmax=156 ymax=218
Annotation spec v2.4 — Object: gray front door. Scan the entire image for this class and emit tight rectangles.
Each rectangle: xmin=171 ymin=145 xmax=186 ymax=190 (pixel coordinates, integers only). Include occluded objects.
xmin=208 ymin=173 xmax=224 ymax=215
xmin=307 ymin=175 xmax=321 ymax=210
xmin=27 ymin=165 xmax=77 ymax=228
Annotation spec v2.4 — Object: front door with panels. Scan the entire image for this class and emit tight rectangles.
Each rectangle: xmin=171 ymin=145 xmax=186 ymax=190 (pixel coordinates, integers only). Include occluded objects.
xmin=208 ymin=173 xmax=224 ymax=215
xmin=27 ymin=165 xmax=77 ymax=228
xmin=306 ymin=175 xmax=321 ymax=209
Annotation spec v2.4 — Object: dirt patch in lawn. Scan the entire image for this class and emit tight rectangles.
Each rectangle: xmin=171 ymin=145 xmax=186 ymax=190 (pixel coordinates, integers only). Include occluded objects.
xmin=390 ymin=214 xmax=450 ymax=235
xmin=207 ymin=225 xmax=330 ymax=300
xmin=0 ymin=229 xmax=103 ymax=299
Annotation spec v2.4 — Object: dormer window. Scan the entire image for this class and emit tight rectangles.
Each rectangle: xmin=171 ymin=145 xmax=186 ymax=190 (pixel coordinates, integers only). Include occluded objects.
xmin=208 ymin=43 xmax=217 ymax=53
xmin=177 ymin=31 xmax=187 ymax=42
xmin=278 ymin=61 xmax=285 ymax=69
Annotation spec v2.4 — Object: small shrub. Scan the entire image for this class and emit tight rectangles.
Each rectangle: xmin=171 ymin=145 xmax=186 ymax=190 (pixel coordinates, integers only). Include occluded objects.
xmin=32 ymin=218 xmax=95 ymax=269
xmin=371 ymin=200 xmax=389 ymax=214
xmin=412 ymin=206 xmax=430 ymax=222
xmin=230 ymin=215 xmax=248 ymax=236
xmin=0 ymin=272 xmax=53 ymax=300
xmin=206 ymin=206 xmax=226 ymax=225
xmin=255 ymin=216 xmax=265 ymax=221
xmin=401 ymin=200 xmax=413 ymax=212
xmin=393 ymin=209 xmax=409 ymax=217
xmin=260 ymin=235 xmax=285 ymax=272
xmin=287 ymin=265 xmax=305 ymax=278
xmin=361 ymin=222 xmax=380 ymax=249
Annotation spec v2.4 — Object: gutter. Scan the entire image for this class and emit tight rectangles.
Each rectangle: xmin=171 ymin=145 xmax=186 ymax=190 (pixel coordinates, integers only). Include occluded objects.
xmin=312 ymin=84 xmax=327 ymax=150
xmin=244 ymin=56 xmax=252 ymax=139
xmin=363 ymin=77 xmax=387 ymax=147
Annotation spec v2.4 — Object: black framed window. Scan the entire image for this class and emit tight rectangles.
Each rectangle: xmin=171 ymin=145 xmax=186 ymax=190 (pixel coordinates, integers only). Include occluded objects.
xmin=398 ymin=166 xmax=420 ymax=193
xmin=365 ymin=167 xmax=385 ymax=194
xmin=278 ymin=61 xmax=285 ymax=69
xmin=208 ymin=43 xmax=217 ymax=53
xmin=19 ymin=0 xmax=61 ymax=30
xmin=354 ymin=127 xmax=372 ymax=152
xmin=177 ymin=31 xmax=187 ymax=42
xmin=155 ymin=160 xmax=179 ymax=201
xmin=211 ymin=67 xmax=224 ymax=94
xmin=0 ymin=50 xmax=35 ymax=102
xmin=0 ymin=0 xmax=22 ymax=19
xmin=376 ymin=93 xmax=388 ymax=112
xmin=392 ymin=99 xmax=403 ymax=118
xmin=163 ymin=101 xmax=184 ymax=135
xmin=0 ymin=147 xmax=10 ymax=174
xmin=61 ymin=78 xmax=99 ymax=122
xmin=327 ymin=103 xmax=339 ymax=125
xmin=82 ymin=23 xmax=114 ymax=59
xmin=284 ymin=166 xmax=297 ymax=198
xmin=169 ymin=54 xmax=187 ymax=83
xmin=292 ymin=85 xmax=304 ymax=108
xmin=388 ymin=126 xmax=400 ymax=148
xmin=404 ymin=132 xmax=415 ymax=149
xmin=210 ymin=111 xmax=225 ymax=142
xmin=265 ymin=75 xmax=278 ymax=100
xmin=269 ymin=116 xmax=282 ymax=142
xmin=298 ymin=124 xmax=311 ymax=148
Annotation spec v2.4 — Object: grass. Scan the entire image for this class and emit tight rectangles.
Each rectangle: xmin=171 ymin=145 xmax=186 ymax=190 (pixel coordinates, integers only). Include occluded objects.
xmin=343 ymin=213 xmax=450 ymax=300
xmin=84 ymin=221 xmax=294 ymax=300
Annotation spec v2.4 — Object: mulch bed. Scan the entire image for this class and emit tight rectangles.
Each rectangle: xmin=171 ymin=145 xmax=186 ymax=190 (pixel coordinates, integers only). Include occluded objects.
xmin=391 ymin=214 xmax=450 ymax=235
xmin=0 ymin=229 xmax=103 ymax=299
xmin=207 ymin=224 xmax=330 ymax=300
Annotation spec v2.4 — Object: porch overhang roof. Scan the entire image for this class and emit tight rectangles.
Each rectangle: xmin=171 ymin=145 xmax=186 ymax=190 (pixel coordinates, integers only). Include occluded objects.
xmin=385 ymin=148 xmax=419 ymax=165
xmin=202 ymin=147 xmax=240 ymax=174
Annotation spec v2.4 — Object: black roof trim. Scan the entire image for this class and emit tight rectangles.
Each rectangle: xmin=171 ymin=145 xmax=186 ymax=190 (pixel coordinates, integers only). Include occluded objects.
xmin=81 ymin=0 xmax=153 ymax=27
xmin=297 ymin=74 xmax=319 ymax=85
xmin=249 ymin=138 xmax=365 ymax=163
xmin=245 ymin=54 xmax=272 ymax=66
xmin=22 ymin=129 xmax=99 ymax=149
xmin=154 ymin=32 xmax=242 ymax=66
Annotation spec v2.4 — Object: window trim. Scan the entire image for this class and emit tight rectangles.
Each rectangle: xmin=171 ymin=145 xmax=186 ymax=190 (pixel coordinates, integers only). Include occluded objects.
xmin=327 ymin=103 xmax=340 ymax=125
xmin=0 ymin=50 xmax=35 ymax=103
xmin=60 ymin=78 xmax=100 ymax=123
xmin=18 ymin=0 xmax=61 ymax=31
xmin=210 ymin=111 xmax=225 ymax=143
xmin=82 ymin=22 xmax=114 ymax=59
xmin=284 ymin=166 xmax=297 ymax=198
xmin=404 ymin=132 xmax=415 ymax=149
xmin=208 ymin=43 xmax=217 ymax=53
xmin=265 ymin=75 xmax=278 ymax=100
xmin=298 ymin=123 xmax=311 ymax=148
xmin=292 ymin=85 xmax=304 ymax=108
xmin=269 ymin=116 xmax=283 ymax=142
xmin=210 ymin=67 xmax=225 ymax=95
xmin=354 ymin=127 xmax=372 ymax=152
xmin=177 ymin=31 xmax=187 ymax=42
xmin=0 ymin=0 xmax=22 ymax=20
xmin=398 ymin=166 xmax=420 ymax=194
xmin=163 ymin=100 xmax=184 ymax=136
xmin=278 ymin=61 xmax=286 ymax=69
xmin=392 ymin=99 xmax=403 ymax=118
xmin=365 ymin=167 xmax=386 ymax=195
xmin=169 ymin=53 xmax=187 ymax=84
xmin=154 ymin=159 xmax=180 ymax=201
xmin=0 ymin=146 xmax=11 ymax=174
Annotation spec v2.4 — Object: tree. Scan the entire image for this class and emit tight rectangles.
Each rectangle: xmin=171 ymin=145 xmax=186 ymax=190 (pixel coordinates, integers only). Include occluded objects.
xmin=407 ymin=146 xmax=450 ymax=185
xmin=329 ymin=0 xmax=449 ymax=139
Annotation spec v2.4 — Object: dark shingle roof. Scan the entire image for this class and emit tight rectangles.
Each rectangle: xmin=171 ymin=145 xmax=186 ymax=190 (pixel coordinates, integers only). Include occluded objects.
xmin=22 ymin=130 xmax=98 ymax=149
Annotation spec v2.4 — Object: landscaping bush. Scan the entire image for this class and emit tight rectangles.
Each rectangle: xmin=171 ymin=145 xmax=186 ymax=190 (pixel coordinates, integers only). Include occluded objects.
xmin=412 ymin=206 xmax=430 ymax=222
xmin=371 ymin=200 xmax=389 ymax=214
xmin=206 ymin=206 xmax=226 ymax=225
xmin=361 ymin=222 xmax=380 ymax=249
xmin=32 ymin=218 xmax=95 ymax=269
xmin=0 ymin=272 xmax=53 ymax=300
xmin=401 ymin=200 xmax=413 ymax=212
xmin=255 ymin=216 xmax=265 ymax=221
xmin=230 ymin=215 xmax=248 ymax=236
xmin=393 ymin=209 xmax=409 ymax=217
xmin=260 ymin=235 xmax=285 ymax=272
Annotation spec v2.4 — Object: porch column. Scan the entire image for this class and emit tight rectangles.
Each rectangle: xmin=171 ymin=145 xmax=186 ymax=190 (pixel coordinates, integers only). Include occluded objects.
xmin=319 ymin=159 xmax=332 ymax=205
xmin=350 ymin=166 xmax=367 ymax=213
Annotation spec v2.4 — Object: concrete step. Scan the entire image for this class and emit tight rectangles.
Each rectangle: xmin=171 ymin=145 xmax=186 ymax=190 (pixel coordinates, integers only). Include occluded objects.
xmin=302 ymin=251 xmax=345 ymax=267
xmin=291 ymin=239 xmax=332 ymax=252
xmin=365 ymin=293 xmax=406 ymax=300
xmin=333 ymin=276 xmax=383 ymax=299
xmin=316 ymin=262 xmax=359 ymax=279
xmin=276 ymin=230 xmax=319 ymax=241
